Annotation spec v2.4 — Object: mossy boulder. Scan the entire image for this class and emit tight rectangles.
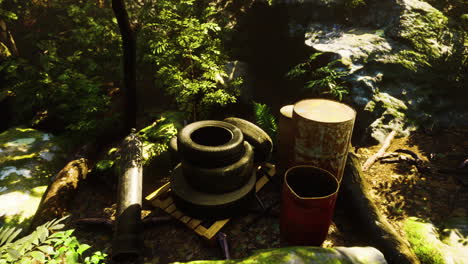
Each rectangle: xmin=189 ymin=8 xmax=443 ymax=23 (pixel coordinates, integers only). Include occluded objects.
xmin=0 ymin=127 xmax=66 ymax=228
xmin=172 ymin=246 xmax=387 ymax=264
xmin=297 ymin=0 xmax=467 ymax=142
xmin=404 ymin=217 xmax=468 ymax=264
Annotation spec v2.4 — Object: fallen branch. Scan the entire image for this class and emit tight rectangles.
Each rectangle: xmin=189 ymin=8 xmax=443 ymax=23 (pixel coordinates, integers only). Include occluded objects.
xmin=29 ymin=158 xmax=91 ymax=231
xmin=362 ymin=130 xmax=397 ymax=171
xmin=342 ymin=153 xmax=420 ymax=264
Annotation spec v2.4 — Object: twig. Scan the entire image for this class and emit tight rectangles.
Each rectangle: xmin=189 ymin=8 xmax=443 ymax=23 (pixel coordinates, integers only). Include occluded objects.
xmin=362 ymin=130 xmax=397 ymax=171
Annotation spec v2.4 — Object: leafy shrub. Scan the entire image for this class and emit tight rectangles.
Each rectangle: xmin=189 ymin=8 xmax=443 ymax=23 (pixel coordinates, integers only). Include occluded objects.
xmin=0 ymin=216 xmax=107 ymax=264
xmin=136 ymin=0 xmax=240 ymax=120
xmin=0 ymin=0 xmax=121 ymax=136
xmin=287 ymin=53 xmax=350 ymax=101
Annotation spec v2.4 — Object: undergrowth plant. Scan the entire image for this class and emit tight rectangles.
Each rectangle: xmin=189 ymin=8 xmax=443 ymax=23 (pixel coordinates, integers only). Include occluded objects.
xmin=0 ymin=216 xmax=107 ymax=264
xmin=0 ymin=0 xmax=120 ymax=136
xmin=253 ymin=102 xmax=277 ymax=143
xmin=137 ymin=0 xmax=240 ymax=120
xmin=287 ymin=53 xmax=350 ymax=101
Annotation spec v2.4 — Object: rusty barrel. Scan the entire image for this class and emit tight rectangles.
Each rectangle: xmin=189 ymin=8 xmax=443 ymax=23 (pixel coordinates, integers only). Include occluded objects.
xmin=292 ymin=99 xmax=355 ymax=182
xmin=278 ymin=105 xmax=294 ymax=175
xmin=280 ymin=165 xmax=339 ymax=246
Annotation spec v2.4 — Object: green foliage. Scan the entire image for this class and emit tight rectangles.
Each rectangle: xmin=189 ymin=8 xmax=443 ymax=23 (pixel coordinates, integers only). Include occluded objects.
xmin=0 ymin=0 xmax=121 ymax=136
xmin=404 ymin=217 xmax=447 ymax=264
xmin=344 ymin=0 xmax=366 ymax=8
xmin=0 ymin=216 xmax=107 ymax=264
xmin=287 ymin=53 xmax=350 ymax=101
xmin=137 ymin=0 xmax=240 ymax=120
xmin=253 ymin=102 xmax=277 ymax=142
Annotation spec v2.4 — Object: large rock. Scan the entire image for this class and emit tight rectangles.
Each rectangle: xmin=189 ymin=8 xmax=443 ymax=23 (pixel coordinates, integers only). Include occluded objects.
xmin=173 ymin=246 xmax=387 ymax=264
xmin=291 ymin=0 xmax=467 ymax=143
xmin=404 ymin=217 xmax=468 ymax=264
xmin=0 ymin=127 xmax=66 ymax=228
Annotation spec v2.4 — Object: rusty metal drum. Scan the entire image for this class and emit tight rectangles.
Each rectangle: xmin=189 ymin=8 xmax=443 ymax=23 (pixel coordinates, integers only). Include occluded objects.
xmin=292 ymin=99 xmax=356 ymax=182
xmin=278 ymin=105 xmax=294 ymax=175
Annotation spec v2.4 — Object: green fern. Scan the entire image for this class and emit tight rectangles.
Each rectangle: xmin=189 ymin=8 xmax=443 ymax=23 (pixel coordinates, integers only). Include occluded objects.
xmin=0 ymin=216 xmax=107 ymax=264
xmin=253 ymin=102 xmax=278 ymax=143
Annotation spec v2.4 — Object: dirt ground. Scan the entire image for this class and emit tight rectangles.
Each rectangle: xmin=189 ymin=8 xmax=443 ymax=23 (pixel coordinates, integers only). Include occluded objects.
xmin=68 ymin=128 xmax=468 ymax=263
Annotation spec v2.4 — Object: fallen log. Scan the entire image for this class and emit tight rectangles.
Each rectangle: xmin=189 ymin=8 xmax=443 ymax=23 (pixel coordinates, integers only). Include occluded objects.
xmin=341 ymin=152 xmax=420 ymax=264
xmin=29 ymin=158 xmax=91 ymax=230
xmin=362 ymin=130 xmax=396 ymax=171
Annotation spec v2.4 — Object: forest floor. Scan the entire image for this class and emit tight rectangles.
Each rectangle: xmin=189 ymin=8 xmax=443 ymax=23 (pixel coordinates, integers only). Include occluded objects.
xmin=68 ymin=128 xmax=468 ymax=264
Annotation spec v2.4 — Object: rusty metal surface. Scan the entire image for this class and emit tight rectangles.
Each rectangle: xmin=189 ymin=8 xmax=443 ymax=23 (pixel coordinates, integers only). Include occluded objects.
xmin=291 ymin=99 xmax=356 ymax=181
xmin=278 ymin=105 xmax=294 ymax=174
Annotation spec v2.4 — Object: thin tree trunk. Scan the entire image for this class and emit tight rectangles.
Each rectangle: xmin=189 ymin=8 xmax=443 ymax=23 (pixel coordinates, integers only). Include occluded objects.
xmin=112 ymin=0 xmax=137 ymax=133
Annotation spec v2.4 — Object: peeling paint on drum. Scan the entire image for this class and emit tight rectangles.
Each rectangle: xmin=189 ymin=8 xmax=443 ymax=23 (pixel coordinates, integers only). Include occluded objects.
xmin=291 ymin=99 xmax=356 ymax=182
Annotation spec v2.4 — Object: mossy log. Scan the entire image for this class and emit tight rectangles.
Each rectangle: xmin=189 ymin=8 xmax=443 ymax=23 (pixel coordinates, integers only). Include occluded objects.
xmin=29 ymin=158 xmax=91 ymax=230
xmin=341 ymin=153 xmax=420 ymax=264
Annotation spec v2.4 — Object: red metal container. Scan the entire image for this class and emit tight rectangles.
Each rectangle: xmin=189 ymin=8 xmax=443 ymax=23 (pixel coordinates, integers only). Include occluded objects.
xmin=292 ymin=99 xmax=356 ymax=182
xmin=280 ymin=165 xmax=339 ymax=246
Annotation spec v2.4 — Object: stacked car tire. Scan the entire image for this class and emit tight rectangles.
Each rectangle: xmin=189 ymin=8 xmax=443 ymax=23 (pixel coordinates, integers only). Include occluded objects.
xmin=170 ymin=119 xmax=272 ymax=220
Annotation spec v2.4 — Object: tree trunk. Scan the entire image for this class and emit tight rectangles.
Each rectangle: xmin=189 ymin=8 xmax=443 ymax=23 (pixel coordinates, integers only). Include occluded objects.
xmin=341 ymin=152 xmax=420 ymax=264
xmin=112 ymin=0 xmax=137 ymax=133
xmin=29 ymin=158 xmax=91 ymax=230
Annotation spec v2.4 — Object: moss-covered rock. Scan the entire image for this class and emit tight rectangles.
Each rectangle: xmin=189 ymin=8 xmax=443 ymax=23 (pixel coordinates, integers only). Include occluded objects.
xmin=297 ymin=0 xmax=467 ymax=142
xmin=172 ymin=246 xmax=387 ymax=264
xmin=404 ymin=217 xmax=468 ymax=264
xmin=0 ymin=127 xmax=66 ymax=228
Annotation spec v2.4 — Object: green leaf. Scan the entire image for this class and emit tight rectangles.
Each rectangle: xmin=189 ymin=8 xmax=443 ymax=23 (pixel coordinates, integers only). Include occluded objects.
xmin=6 ymin=248 xmax=21 ymax=260
xmin=38 ymin=245 xmax=55 ymax=255
xmin=66 ymin=251 xmax=79 ymax=264
xmin=29 ymin=251 xmax=45 ymax=262
xmin=77 ymin=244 xmax=91 ymax=255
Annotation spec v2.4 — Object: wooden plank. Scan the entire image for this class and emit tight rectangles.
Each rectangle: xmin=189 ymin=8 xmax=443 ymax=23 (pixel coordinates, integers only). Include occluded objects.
xmin=145 ymin=182 xmax=170 ymax=201
xmin=145 ymin=162 xmax=276 ymax=241
xmin=194 ymin=225 xmax=208 ymax=238
xmin=180 ymin=215 xmax=191 ymax=224
xmin=171 ymin=210 xmax=184 ymax=220
xmin=255 ymin=175 xmax=269 ymax=192
xmin=204 ymin=218 xmax=230 ymax=240
xmin=187 ymin=218 xmax=202 ymax=229
xmin=165 ymin=204 xmax=177 ymax=214
xmin=157 ymin=197 xmax=174 ymax=210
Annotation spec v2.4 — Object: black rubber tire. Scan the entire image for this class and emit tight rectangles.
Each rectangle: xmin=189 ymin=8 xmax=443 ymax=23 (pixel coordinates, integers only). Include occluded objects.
xmin=168 ymin=136 xmax=180 ymax=165
xmin=182 ymin=141 xmax=254 ymax=194
xmin=171 ymin=164 xmax=256 ymax=220
xmin=177 ymin=120 xmax=244 ymax=168
xmin=223 ymin=117 xmax=273 ymax=164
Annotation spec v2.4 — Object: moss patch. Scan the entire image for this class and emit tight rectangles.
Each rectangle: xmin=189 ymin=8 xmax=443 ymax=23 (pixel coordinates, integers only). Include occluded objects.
xmin=0 ymin=127 xmax=66 ymax=228
xmin=404 ymin=217 xmax=447 ymax=264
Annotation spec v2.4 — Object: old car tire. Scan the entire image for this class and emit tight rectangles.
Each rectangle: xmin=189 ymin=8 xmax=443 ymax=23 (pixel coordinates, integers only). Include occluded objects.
xmin=182 ymin=141 xmax=254 ymax=194
xmin=171 ymin=164 xmax=256 ymax=220
xmin=177 ymin=120 xmax=244 ymax=168
xmin=223 ymin=117 xmax=273 ymax=163
xmin=169 ymin=136 xmax=180 ymax=165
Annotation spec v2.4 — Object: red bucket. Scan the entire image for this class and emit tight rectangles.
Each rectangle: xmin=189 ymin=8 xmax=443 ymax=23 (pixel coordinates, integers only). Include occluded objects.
xmin=280 ymin=165 xmax=339 ymax=246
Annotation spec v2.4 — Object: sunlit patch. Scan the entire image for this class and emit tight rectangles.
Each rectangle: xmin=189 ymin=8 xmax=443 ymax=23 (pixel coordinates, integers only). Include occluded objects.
xmin=39 ymin=151 xmax=55 ymax=161
xmin=42 ymin=133 xmax=52 ymax=141
xmin=0 ymin=190 xmax=43 ymax=223
xmin=5 ymin=137 xmax=36 ymax=147
xmin=0 ymin=166 xmax=32 ymax=180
